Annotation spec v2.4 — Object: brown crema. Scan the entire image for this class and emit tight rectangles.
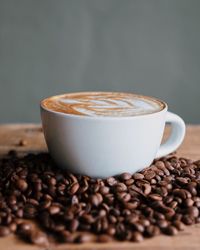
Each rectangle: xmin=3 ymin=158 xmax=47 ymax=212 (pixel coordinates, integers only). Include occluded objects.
xmin=41 ymin=92 xmax=165 ymax=117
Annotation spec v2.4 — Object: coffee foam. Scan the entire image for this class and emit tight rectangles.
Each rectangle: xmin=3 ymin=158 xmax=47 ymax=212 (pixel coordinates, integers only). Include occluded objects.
xmin=42 ymin=92 xmax=165 ymax=117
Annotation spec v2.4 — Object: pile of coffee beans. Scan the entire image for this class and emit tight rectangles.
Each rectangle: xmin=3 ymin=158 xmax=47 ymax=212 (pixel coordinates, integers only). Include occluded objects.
xmin=1 ymin=151 xmax=200 ymax=246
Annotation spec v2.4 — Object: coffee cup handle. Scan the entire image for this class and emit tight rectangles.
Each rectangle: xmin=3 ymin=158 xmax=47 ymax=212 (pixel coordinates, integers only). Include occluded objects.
xmin=156 ymin=111 xmax=186 ymax=158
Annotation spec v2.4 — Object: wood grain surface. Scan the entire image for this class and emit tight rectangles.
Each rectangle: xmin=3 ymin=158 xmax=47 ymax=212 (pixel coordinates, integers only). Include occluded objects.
xmin=0 ymin=124 xmax=200 ymax=250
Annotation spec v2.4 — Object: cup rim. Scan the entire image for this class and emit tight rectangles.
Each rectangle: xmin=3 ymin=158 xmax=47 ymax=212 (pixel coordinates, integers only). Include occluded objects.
xmin=40 ymin=91 xmax=168 ymax=120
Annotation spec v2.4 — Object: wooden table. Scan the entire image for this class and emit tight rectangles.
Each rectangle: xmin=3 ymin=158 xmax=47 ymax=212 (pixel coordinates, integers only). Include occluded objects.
xmin=0 ymin=124 xmax=200 ymax=250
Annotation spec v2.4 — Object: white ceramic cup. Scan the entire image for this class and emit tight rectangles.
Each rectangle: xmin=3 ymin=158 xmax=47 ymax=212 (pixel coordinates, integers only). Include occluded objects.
xmin=40 ymin=94 xmax=185 ymax=178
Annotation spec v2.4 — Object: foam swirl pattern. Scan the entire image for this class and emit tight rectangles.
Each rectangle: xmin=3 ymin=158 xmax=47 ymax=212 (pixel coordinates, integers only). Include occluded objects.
xmin=42 ymin=92 xmax=164 ymax=117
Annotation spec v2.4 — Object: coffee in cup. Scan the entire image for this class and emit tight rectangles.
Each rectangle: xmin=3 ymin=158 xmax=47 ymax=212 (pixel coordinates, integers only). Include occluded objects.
xmin=41 ymin=92 xmax=165 ymax=117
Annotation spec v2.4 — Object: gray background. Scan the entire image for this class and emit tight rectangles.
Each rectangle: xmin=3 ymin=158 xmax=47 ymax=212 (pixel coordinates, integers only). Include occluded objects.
xmin=0 ymin=0 xmax=200 ymax=123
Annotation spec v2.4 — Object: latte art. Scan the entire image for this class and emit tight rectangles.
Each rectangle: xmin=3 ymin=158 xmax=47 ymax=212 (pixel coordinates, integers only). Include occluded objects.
xmin=42 ymin=92 xmax=165 ymax=117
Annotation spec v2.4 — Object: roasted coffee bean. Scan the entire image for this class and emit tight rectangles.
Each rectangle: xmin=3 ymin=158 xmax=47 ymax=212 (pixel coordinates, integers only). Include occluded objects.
xmin=98 ymin=234 xmax=113 ymax=242
xmin=9 ymin=222 xmax=17 ymax=233
xmin=0 ymin=226 xmax=10 ymax=237
xmin=15 ymin=178 xmax=28 ymax=191
xmin=17 ymin=222 xmax=32 ymax=235
xmin=133 ymin=173 xmax=144 ymax=180
xmin=157 ymin=220 xmax=168 ymax=228
xmin=155 ymin=175 xmax=162 ymax=182
xmin=156 ymin=187 xmax=168 ymax=197
xmin=69 ymin=174 xmax=78 ymax=183
xmin=53 ymin=223 xmax=65 ymax=232
xmin=130 ymin=184 xmax=144 ymax=196
xmin=125 ymin=179 xmax=134 ymax=186
xmin=76 ymin=233 xmax=95 ymax=243
xmin=69 ymin=182 xmax=79 ymax=195
xmin=90 ymin=193 xmax=103 ymax=206
xmin=164 ymin=225 xmax=178 ymax=236
xmin=81 ymin=214 xmax=95 ymax=224
xmin=145 ymin=225 xmax=160 ymax=237
xmin=99 ymin=186 xmax=110 ymax=195
xmin=59 ymin=230 xmax=74 ymax=243
xmin=165 ymin=161 xmax=174 ymax=171
xmin=169 ymin=201 xmax=178 ymax=209
xmin=106 ymin=226 xmax=116 ymax=236
xmin=96 ymin=193 xmax=103 ymax=203
xmin=176 ymin=177 xmax=188 ymax=185
xmin=131 ymin=231 xmax=144 ymax=242
xmin=106 ymin=177 xmax=117 ymax=186
xmin=98 ymin=209 xmax=107 ymax=217
xmin=173 ymin=220 xmax=185 ymax=231
xmin=117 ymin=192 xmax=131 ymax=202
xmin=163 ymin=168 xmax=170 ymax=176
xmin=144 ymin=170 xmax=156 ymax=180
xmin=120 ymin=173 xmax=132 ymax=181
xmin=183 ymin=198 xmax=194 ymax=207
xmin=164 ymin=195 xmax=174 ymax=204
xmin=149 ymin=193 xmax=162 ymax=201
xmin=18 ymin=139 xmax=27 ymax=146
xmin=1 ymin=152 xmax=200 ymax=245
xmin=155 ymin=161 xmax=165 ymax=169
xmin=108 ymin=215 xmax=117 ymax=224
xmin=143 ymin=184 xmax=152 ymax=195
xmin=132 ymin=222 xmax=144 ymax=233
xmin=186 ymin=206 xmax=199 ymax=218
xmin=140 ymin=219 xmax=150 ymax=227
xmin=15 ymin=208 xmax=23 ymax=218
xmin=115 ymin=183 xmax=127 ymax=192
xmin=29 ymin=230 xmax=49 ymax=246
xmin=49 ymin=204 xmax=61 ymax=215
xmin=150 ymin=178 xmax=157 ymax=184
xmin=195 ymin=201 xmax=200 ymax=208
xmin=173 ymin=189 xmax=191 ymax=199
xmin=182 ymin=215 xmax=194 ymax=225
xmin=186 ymin=182 xmax=197 ymax=196
xmin=27 ymin=198 xmax=39 ymax=206
xmin=124 ymin=201 xmax=139 ymax=209
xmin=154 ymin=212 xmax=165 ymax=220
